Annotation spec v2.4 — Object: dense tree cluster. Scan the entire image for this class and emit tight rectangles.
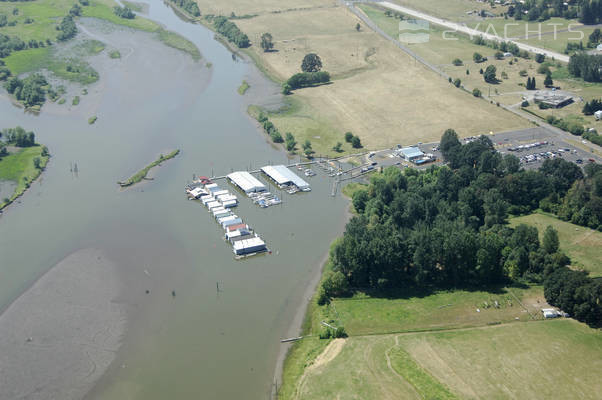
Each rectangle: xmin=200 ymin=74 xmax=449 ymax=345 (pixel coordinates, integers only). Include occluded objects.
xmin=56 ymin=15 xmax=77 ymax=41
xmin=568 ymin=53 xmax=602 ymax=82
xmin=544 ymin=268 xmax=601 ymax=326
xmin=483 ymin=65 xmax=497 ymax=83
xmin=212 ymin=16 xmax=249 ymax=48
xmin=286 ymin=71 xmax=330 ymax=90
xmin=319 ymin=129 xmax=601 ymax=327
xmin=3 ymin=73 xmax=47 ymax=107
xmin=1 ymin=126 xmax=35 ymax=147
xmin=113 ymin=6 xmax=135 ymax=19
xmin=0 ymin=33 xmax=26 ymax=57
xmin=582 ymin=98 xmax=602 ymax=115
xmin=578 ymin=0 xmax=602 ymax=24
xmin=168 ymin=0 xmax=200 ymax=17
xmin=556 ymin=163 xmax=602 ymax=230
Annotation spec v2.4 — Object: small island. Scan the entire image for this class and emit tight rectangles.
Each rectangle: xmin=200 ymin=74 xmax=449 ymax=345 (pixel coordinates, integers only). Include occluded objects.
xmin=0 ymin=127 xmax=50 ymax=211
xmin=118 ymin=149 xmax=179 ymax=187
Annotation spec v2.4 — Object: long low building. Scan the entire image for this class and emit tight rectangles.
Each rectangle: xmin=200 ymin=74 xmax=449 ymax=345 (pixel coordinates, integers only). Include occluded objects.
xmin=227 ymin=171 xmax=267 ymax=194
xmin=260 ymin=165 xmax=310 ymax=191
xmin=233 ymin=237 xmax=267 ymax=255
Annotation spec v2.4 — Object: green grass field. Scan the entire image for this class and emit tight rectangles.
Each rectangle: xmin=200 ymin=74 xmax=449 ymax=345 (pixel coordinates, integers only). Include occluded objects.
xmin=0 ymin=146 xmax=49 ymax=210
xmin=510 ymin=212 xmax=602 ymax=277
xmin=285 ymin=308 xmax=601 ymax=400
xmin=0 ymin=0 xmax=199 ymax=81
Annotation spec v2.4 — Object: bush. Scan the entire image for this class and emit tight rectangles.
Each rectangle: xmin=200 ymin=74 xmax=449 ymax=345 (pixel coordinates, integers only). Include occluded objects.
xmin=472 ymin=88 xmax=482 ymax=97
xmin=452 ymin=58 xmax=463 ymax=66
xmin=345 ymin=132 xmax=353 ymax=142
xmin=334 ymin=326 xmax=347 ymax=338
xmin=113 ymin=6 xmax=135 ymax=19
xmin=453 ymin=78 xmax=461 ymax=87
xmin=351 ymin=136 xmax=362 ymax=149
xmin=286 ymin=71 xmax=330 ymax=89
xmin=521 ymin=100 xmax=529 ymax=107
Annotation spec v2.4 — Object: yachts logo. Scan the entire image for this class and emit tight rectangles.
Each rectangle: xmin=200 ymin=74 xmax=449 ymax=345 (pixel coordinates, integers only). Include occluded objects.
xmin=399 ymin=19 xmax=430 ymax=43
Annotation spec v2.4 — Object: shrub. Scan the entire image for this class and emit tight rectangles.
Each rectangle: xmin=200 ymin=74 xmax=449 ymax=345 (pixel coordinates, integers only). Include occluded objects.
xmin=472 ymin=88 xmax=482 ymax=97
xmin=452 ymin=58 xmax=463 ymax=66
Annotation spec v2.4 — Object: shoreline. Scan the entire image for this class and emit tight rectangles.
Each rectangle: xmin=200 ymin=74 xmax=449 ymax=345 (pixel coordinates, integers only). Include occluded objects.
xmin=0 ymin=151 xmax=50 ymax=214
xmin=271 ymin=205 xmax=352 ymax=395
xmin=0 ymin=248 xmax=127 ymax=400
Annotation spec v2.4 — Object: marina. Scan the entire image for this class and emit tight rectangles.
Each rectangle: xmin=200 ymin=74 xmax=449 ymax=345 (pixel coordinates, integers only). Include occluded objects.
xmin=186 ymin=178 xmax=269 ymax=258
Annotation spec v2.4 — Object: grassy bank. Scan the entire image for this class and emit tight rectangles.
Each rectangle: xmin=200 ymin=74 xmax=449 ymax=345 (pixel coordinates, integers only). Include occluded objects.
xmin=510 ymin=212 xmax=602 ymax=277
xmin=0 ymin=145 xmax=49 ymax=211
xmin=118 ymin=149 xmax=179 ymax=187
xmin=0 ymin=0 xmax=200 ymax=81
xmin=237 ymin=80 xmax=250 ymax=95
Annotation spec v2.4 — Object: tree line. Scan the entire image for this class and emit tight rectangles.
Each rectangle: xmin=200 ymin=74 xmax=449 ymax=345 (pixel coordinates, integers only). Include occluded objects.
xmin=208 ymin=15 xmax=249 ymax=48
xmin=168 ymin=0 xmax=200 ymax=17
xmin=317 ymin=129 xmax=601 ymax=327
xmin=1 ymin=126 xmax=35 ymax=147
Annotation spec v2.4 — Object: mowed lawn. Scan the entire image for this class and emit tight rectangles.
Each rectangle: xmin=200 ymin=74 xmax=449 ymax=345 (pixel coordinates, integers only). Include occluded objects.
xmin=294 ymin=319 xmax=601 ymax=400
xmin=510 ymin=212 xmax=602 ymax=277
xmin=327 ymin=286 xmax=545 ymax=336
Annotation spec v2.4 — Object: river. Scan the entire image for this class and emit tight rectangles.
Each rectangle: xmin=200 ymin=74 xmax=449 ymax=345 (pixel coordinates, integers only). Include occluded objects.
xmin=0 ymin=2 xmax=349 ymax=399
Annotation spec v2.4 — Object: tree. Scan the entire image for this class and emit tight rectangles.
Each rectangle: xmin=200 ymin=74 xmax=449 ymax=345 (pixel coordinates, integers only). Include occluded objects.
xmin=472 ymin=88 xmax=482 ymax=97
xmin=453 ymin=78 xmax=461 ymax=87
xmin=344 ymin=131 xmax=354 ymax=142
xmin=473 ymin=52 xmax=484 ymax=63
xmin=355 ymin=22 xmax=361 ymax=31
xmin=285 ymin=132 xmax=296 ymax=152
xmin=301 ymin=53 xmax=322 ymax=72
xmin=332 ymin=142 xmax=343 ymax=152
xmin=440 ymin=128 xmax=461 ymax=164
xmin=351 ymin=136 xmax=362 ymax=148
xmin=483 ymin=65 xmax=497 ymax=83
xmin=303 ymin=140 xmax=315 ymax=157
xmin=33 ymin=156 xmax=41 ymax=169
xmin=544 ymin=72 xmax=553 ymax=87
xmin=282 ymin=83 xmax=291 ymax=95
xmin=542 ymin=225 xmax=559 ymax=254
xmin=495 ymin=51 xmax=504 ymax=60
xmin=535 ymin=53 xmax=545 ymax=63
xmin=452 ymin=58 xmax=463 ymax=66
xmin=260 ymin=33 xmax=273 ymax=52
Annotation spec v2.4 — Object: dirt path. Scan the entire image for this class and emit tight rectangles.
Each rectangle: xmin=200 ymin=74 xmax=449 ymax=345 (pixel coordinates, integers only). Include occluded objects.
xmin=293 ymin=339 xmax=347 ymax=400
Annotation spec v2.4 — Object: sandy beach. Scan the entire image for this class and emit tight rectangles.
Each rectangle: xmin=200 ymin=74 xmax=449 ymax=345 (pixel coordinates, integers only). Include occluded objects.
xmin=0 ymin=248 xmax=126 ymax=400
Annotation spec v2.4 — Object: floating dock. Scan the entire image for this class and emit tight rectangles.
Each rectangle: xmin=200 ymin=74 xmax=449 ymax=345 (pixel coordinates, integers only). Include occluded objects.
xmin=186 ymin=178 xmax=268 ymax=258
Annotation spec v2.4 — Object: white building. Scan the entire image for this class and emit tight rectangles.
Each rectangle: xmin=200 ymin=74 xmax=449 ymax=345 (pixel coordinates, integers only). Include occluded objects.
xmin=397 ymin=146 xmax=424 ymax=162
xmin=227 ymin=171 xmax=267 ymax=194
xmin=260 ymin=165 xmax=311 ymax=191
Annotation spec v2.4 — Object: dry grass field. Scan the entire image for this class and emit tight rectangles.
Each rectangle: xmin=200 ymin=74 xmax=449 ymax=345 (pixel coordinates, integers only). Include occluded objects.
xmin=196 ymin=0 xmax=530 ymax=153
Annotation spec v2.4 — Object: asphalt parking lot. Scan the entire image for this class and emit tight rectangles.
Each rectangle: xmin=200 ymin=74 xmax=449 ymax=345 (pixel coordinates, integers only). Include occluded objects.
xmin=369 ymin=127 xmax=600 ymax=171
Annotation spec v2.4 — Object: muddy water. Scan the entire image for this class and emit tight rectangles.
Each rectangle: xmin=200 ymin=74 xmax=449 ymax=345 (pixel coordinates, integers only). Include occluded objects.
xmin=0 ymin=2 xmax=348 ymax=399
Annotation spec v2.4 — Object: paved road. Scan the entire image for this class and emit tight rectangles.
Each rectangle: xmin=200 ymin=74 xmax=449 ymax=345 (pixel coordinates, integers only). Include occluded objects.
xmin=375 ymin=1 xmax=570 ymax=62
